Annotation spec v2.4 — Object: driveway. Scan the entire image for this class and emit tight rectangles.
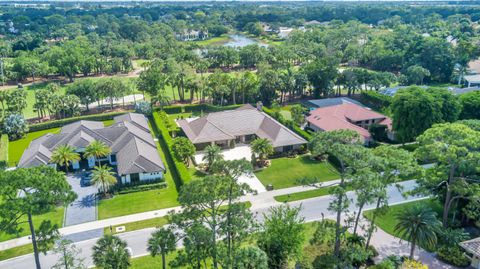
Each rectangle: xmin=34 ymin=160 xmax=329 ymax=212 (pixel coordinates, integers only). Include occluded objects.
xmin=65 ymin=173 xmax=98 ymax=226
xmin=194 ymin=144 xmax=266 ymax=193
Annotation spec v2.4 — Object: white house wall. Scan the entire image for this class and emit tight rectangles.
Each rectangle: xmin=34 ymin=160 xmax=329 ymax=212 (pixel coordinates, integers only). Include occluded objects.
xmin=121 ymin=172 xmax=164 ymax=184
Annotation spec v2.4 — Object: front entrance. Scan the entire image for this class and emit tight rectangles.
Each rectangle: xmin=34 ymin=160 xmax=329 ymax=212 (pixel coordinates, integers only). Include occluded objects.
xmin=130 ymin=173 xmax=140 ymax=183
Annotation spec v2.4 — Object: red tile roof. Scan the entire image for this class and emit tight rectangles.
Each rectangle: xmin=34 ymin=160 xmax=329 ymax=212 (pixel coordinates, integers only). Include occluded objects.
xmin=306 ymin=103 xmax=391 ymax=140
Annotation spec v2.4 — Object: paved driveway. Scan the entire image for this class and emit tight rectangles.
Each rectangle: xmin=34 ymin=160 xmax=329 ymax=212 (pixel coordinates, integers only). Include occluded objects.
xmin=65 ymin=173 xmax=98 ymax=226
xmin=194 ymin=144 xmax=266 ymax=193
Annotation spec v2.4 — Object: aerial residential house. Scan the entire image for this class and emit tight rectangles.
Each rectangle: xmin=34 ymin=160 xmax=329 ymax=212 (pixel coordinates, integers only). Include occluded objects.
xmin=176 ymin=29 xmax=209 ymax=41
xmin=18 ymin=113 xmax=165 ymax=184
xmin=306 ymin=100 xmax=393 ymax=142
xmin=464 ymin=74 xmax=480 ymax=88
xmin=460 ymin=237 xmax=480 ymax=269
xmin=177 ymin=104 xmax=307 ymax=152
xmin=307 ymin=97 xmax=365 ymax=110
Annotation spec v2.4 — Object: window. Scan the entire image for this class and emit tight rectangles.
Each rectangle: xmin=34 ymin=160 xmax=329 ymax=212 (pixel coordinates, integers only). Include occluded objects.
xmin=110 ymin=154 xmax=117 ymax=162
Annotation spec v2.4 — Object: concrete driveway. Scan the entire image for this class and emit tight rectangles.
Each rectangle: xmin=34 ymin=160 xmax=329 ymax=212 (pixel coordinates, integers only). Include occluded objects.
xmin=194 ymin=144 xmax=266 ymax=193
xmin=65 ymin=173 xmax=98 ymax=226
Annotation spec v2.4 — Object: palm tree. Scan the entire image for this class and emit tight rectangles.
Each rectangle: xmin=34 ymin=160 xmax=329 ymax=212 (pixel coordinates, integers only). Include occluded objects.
xmin=51 ymin=145 xmax=80 ymax=173
xmin=84 ymin=140 xmax=111 ymax=166
xmin=251 ymin=138 xmax=274 ymax=166
xmin=91 ymin=165 xmax=117 ymax=198
xmin=202 ymin=144 xmax=223 ymax=171
xmin=92 ymin=235 xmax=130 ymax=269
xmin=394 ymin=205 xmax=440 ymax=259
xmin=148 ymin=228 xmax=177 ymax=269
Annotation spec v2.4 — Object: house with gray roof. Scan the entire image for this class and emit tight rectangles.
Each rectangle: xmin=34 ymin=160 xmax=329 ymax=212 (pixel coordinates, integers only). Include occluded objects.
xmin=18 ymin=113 xmax=165 ymax=184
xmin=177 ymin=104 xmax=307 ymax=152
xmin=307 ymin=97 xmax=364 ymax=110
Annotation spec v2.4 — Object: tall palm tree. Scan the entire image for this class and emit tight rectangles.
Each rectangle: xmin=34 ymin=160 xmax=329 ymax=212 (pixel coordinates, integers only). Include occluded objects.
xmin=202 ymin=144 xmax=223 ymax=171
xmin=148 ymin=228 xmax=177 ymax=269
xmin=394 ymin=205 xmax=440 ymax=259
xmin=51 ymin=145 xmax=80 ymax=173
xmin=251 ymin=138 xmax=274 ymax=165
xmin=92 ymin=235 xmax=130 ymax=269
xmin=91 ymin=165 xmax=117 ymax=198
xmin=84 ymin=140 xmax=111 ymax=166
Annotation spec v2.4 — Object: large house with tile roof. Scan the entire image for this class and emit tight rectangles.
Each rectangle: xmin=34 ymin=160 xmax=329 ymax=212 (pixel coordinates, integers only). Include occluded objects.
xmin=177 ymin=104 xmax=307 ymax=152
xmin=306 ymin=102 xmax=393 ymax=143
xmin=18 ymin=113 xmax=165 ymax=184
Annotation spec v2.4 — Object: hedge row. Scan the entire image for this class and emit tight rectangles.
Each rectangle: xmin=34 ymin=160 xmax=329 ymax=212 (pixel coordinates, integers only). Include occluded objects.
xmin=151 ymin=111 xmax=191 ymax=188
xmin=29 ymin=111 xmax=131 ymax=132
xmin=155 ymin=104 xmax=242 ymax=115
xmin=0 ymin=135 xmax=8 ymax=168
xmin=262 ymin=106 xmax=313 ymax=141
xmin=359 ymin=91 xmax=392 ymax=112
xmin=115 ymin=181 xmax=168 ymax=195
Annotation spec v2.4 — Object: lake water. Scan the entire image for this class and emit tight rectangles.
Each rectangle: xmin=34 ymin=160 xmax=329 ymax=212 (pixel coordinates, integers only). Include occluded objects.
xmin=223 ymin=34 xmax=268 ymax=48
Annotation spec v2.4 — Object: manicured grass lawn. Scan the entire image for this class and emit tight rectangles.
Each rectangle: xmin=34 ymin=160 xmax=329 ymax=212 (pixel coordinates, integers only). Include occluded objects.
xmin=97 ymin=121 xmax=180 ymax=219
xmin=104 ymin=216 xmax=169 ymax=235
xmin=0 ymin=244 xmax=33 ymax=261
xmin=255 ymin=155 xmax=339 ymax=189
xmin=363 ymin=198 xmax=442 ymax=241
xmin=275 ymin=185 xmax=353 ymax=203
xmin=0 ymin=207 xmax=64 ymax=242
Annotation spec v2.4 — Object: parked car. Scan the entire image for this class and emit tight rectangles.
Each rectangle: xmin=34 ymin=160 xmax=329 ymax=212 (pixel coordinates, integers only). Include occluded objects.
xmin=81 ymin=172 xmax=92 ymax=187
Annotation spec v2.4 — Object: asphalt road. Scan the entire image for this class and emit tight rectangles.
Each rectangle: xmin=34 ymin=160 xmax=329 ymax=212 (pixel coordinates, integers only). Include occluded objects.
xmin=0 ymin=180 xmax=420 ymax=269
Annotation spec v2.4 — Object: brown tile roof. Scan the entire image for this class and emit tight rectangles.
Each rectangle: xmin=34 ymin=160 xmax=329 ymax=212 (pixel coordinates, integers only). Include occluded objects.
xmin=177 ymin=105 xmax=307 ymax=148
xmin=306 ymin=103 xmax=391 ymax=141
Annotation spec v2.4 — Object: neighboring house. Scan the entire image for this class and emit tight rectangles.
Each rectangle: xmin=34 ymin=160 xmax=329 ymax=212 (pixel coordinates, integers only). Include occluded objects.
xmin=460 ymin=237 xmax=480 ymax=269
xmin=448 ymin=86 xmax=480 ymax=95
xmin=306 ymin=103 xmax=393 ymax=142
xmin=176 ymin=29 xmax=209 ymax=41
xmin=307 ymin=97 xmax=365 ymax=110
xmin=464 ymin=74 xmax=480 ymax=88
xmin=177 ymin=104 xmax=307 ymax=152
xmin=18 ymin=113 xmax=165 ymax=184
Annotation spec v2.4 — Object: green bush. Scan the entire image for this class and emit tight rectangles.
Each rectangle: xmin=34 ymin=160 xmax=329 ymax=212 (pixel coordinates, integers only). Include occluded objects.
xmin=0 ymin=135 xmax=8 ymax=169
xmin=262 ymin=106 xmax=312 ymax=141
xmin=115 ymin=181 xmax=167 ymax=195
xmin=29 ymin=111 xmax=130 ymax=132
xmin=360 ymin=91 xmax=392 ymax=111
xmin=151 ymin=111 xmax=191 ymax=187
xmin=436 ymin=245 xmax=470 ymax=267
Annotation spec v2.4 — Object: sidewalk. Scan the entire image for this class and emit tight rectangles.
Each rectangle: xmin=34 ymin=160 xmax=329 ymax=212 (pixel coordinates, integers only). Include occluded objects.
xmin=0 ymin=180 xmax=341 ymax=251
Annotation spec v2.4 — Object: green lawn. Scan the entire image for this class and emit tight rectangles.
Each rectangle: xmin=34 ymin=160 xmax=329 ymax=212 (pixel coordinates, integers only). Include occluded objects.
xmin=274 ymin=185 xmax=353 ymax=203
xmin=0 ymin=244 xmax=33 ymax=261
xmin=363 ymin=198 xmax=442 ymax=242
xmin=0 ymin=207 xmax=64 ymax=242
xmin=255 ymin=156 xmax=339 ymax=189
xmin=104 ymin=216 xmax=169 ymax=235
xmin=192 ymin=35 xmax=231 ymax=46
xmin=97 ymin=121 xmax=180 ymax=219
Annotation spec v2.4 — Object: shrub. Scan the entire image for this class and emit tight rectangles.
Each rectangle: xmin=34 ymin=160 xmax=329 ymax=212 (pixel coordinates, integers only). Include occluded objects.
xmin=360 ymin=91 xmax=392 ymax=111
xmin=151 ymin=111 xmax=191 ymax=187
xmin=115 ymin=182 xmax=167 ymax=195
xmin=436 ymin=246 xmax=470 ymax=267
xmin=29 ymin=111 xmax=130 ymax=132
xmin=135 ymin=101 xmax=152 ymax=115
xmin=0 ymin=134 xmax=8 ymax=169
xmin=3 ymin=113 xmax=28 ymax=140
xmin=262 ymin=106 xmax=312 ymax=140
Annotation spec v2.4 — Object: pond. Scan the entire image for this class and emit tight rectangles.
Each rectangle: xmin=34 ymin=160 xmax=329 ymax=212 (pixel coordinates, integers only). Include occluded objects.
xmin=223 ymin=34 xmax=268 ymax=48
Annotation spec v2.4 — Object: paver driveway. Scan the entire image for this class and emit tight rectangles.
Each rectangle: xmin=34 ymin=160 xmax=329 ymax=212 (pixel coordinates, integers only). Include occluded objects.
xmin=65 ymin=173 xmax=98 ymax=226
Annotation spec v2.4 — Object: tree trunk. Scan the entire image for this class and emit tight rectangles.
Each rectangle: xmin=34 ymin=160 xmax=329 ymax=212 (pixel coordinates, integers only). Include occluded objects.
xmin=28 ymin=212 xmax=42 ymax=269
xmin=334 ymin=166 xmax=345 ymax=257
xmin=442 ymin=165 xmax=455 ymax=227
xmin=353 ymin=203 xmax=365 ymax=236
xmin=365 ymin=197 xmax=382 ymax=249
xmin=409 ymin=242 xmax=416 ymax=260
xmin=162 ymin=253 xmax=166 ymax=269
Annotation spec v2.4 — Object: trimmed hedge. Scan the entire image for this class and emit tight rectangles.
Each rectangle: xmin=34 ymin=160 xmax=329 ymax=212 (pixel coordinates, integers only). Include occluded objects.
xmin=116 ymin=181 xmax=168 ymax=195
xmin=151 ymin=111 xmax=191 ymax=188
xmin=359 ymin=91 xmax=392 ymax=111
xmin=0 ymin=135 xmax=8 ymax=168
xmin=157 ymin=104 xmax=242 ymax=115
xmin=29 ymin=111 xmax=131 ymax=132
xmin=262 ymin=106 xmax=312 ymax=141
